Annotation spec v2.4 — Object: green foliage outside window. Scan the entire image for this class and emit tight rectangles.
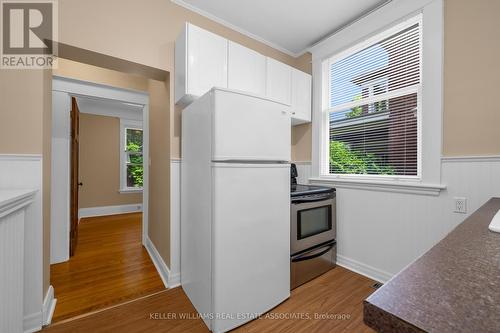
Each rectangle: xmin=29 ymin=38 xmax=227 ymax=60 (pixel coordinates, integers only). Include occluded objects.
xmin=329 ymin=141 xmax=394 ymax=175
xmin=126 ymin=129 xmax=143 ymax=188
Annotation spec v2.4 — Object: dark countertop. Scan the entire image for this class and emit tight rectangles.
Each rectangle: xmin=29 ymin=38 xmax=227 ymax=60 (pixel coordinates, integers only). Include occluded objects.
xmin=364 ymin=198 xmax=500 ymax=333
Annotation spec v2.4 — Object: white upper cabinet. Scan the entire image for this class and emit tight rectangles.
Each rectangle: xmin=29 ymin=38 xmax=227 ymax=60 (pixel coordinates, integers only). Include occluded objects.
xmin=265 ymin=57 xmax=292 ymax=106
xmin=227 ymin=41 xmax=266 ymax=96
xmin=175 ymin=23 xmax=312 ymax=125
xmin=291 ymin=68 xmax=312 ymax=125
xmin=175 ymin=23 xmax=228 ymax=106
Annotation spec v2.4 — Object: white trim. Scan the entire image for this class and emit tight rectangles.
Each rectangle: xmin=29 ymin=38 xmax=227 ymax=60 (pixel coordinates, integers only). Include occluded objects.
xmin=144 ymin=237 xmax=170 ymax=288
xmin=51 ymin=76 xmax=151 ymax=259
xmin=52 ymin=76 xmax=148 ymax=105
xmin=311 ymin=0 xmax=443 ymax=188
xmin=337 ymin=254 xmax=392 ymax=283
xmin=0 ymin=190 xmax=36 ymax=219
xmin=23 ymin=312 xmax=42 ymax=333
xmin=441 ymin=155 xmax=500 ymax=163
xmin=120 ymin=118 xmax=144 ymax=192
xmin=310 ymin=0 xmax=437 ymax=61
xmin=78 ymin=204 xmax=143 ymax=219
xmin=42 ymin=285 xmax=56 ymax=326
xmin=0 ymin=154 xmax=43 ymax=161
xmin=171 ymin=0 xmax=300 ymax=57
xmin=309 ymin=177 xmax=444 ymax=196
xmin=169 ymin=158 xmax=181 ymax=289
xmin=118 ymin=188 xmax=143 ymax=194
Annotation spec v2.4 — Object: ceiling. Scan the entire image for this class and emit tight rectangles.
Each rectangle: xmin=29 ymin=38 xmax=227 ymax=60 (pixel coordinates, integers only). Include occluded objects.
xmin=173 ymin=0 xmax=390 ymax=56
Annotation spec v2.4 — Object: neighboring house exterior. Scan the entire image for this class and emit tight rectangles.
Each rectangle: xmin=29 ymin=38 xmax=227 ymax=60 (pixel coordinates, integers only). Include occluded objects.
xmin=330 ymin=24 xmax=419 ymax=176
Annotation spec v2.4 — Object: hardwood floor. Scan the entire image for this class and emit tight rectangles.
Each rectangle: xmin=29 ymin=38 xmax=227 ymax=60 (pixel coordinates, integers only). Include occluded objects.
xmin=45 ymin=266 xmax=376 ymax=332
xmin=50 ymin=213 xmax=165 ymax=322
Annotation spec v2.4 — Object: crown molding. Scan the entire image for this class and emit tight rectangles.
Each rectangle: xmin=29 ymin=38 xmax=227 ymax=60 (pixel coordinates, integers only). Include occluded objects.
xmin=171 ymin=0 xmax=303 ymax=57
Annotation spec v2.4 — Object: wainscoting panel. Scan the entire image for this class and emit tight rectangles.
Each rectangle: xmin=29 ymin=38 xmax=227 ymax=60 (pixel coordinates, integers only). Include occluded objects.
xmin=169 ymin=159 xmax=181 ymax=288
xmin=169 ymin=158 xmax=500 ymax=283
xmin=0 ymin=209 xmax=25 ymax=333
xmin=292 ymin=158 xmax=500 ymax=282
xmin=294 ymin=161 xmax=313 ymax=185
xmin=0 ymin=155 xmax=44 ymax=332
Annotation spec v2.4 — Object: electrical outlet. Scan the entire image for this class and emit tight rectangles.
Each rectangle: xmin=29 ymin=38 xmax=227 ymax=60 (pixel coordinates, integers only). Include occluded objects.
xmin=454 ymin=197 xmax=467 ymax=213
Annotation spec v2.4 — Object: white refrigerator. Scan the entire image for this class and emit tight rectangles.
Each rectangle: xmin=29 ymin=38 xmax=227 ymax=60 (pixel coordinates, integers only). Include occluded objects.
xmin=181 ymin=88 xmax=291 ymax=333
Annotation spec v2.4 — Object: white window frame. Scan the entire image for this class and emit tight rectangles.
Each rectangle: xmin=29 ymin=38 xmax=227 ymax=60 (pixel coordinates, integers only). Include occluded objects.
xmin=325 ymin=14 xmax=422 ymax=181
xmin=120 ymin=119 xmax=144 ymax=193
xmin=309 ymin=0 xmax=445 ymax=195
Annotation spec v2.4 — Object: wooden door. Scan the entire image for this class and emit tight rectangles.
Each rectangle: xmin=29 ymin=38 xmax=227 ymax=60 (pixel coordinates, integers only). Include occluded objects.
xmin=70 ymin=97 xmax=80 ymax=256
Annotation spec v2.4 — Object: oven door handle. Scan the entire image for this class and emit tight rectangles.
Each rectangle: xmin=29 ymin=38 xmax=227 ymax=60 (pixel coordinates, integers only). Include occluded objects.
xmin=292 ymin=195 xmax=333 ymax=203
xmin=291 ymin=241 xmax=336 ymax=263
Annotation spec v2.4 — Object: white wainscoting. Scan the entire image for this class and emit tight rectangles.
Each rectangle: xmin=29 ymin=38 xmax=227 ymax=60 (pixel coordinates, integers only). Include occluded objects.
xmin=294 ymin=161 xmax=313 ymax=185
xmin=0 ymin=155 xmax=49 ymax=332
xmin=294 ymin=158 xmax=500 ymax=282
xmin=170 ymin=157 xmax=500 ymax=283
xmin=169 ymin=159 xmax=181 ymax=288
xmin=78 ymin=203 xmax=143 ymax=219
xmin=0 ymin=206 xmax=25 ymax=333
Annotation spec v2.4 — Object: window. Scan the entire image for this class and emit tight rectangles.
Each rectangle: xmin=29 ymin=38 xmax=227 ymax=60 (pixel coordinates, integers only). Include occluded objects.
xmin=324 ymin=15 xmax=421 ymax=179
xmin=120 ymin=120 xmax=143 ymax=192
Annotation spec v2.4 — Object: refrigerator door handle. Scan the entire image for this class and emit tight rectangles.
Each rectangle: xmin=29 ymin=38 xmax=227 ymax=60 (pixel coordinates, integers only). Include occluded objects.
xmin=291 ymin=241 xmax=336 ymax=263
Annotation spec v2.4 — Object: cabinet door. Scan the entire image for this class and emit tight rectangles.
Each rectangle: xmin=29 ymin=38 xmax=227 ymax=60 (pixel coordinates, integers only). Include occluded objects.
xmin=227 ymin=41 xmax=266 ymax=96
xmin=187 ymin=23 xmax=228 ymax=98
xmin=266 ymin=57 xmax=292 ymax=105
xmin=291 ymin=68 xmax=312 ymax=125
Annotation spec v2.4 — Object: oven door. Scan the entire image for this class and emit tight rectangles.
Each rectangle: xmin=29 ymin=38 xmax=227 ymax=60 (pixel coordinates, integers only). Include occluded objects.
xmin=291 ymin=197 xmax=336 ymax=255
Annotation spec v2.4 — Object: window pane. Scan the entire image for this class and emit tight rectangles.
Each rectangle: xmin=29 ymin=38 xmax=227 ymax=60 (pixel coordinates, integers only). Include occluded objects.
xmin=329 ymin=93 xmax=418 ymax=176
xmin=127 ymin=152 xmax=143 ymax=165
xmin=126 ymin=128 xmax=143 ymax=152
xmin=127 ymin=164 xmax=143 ymax=188
xmin=329 ymin=23 xmax=420 ymax=108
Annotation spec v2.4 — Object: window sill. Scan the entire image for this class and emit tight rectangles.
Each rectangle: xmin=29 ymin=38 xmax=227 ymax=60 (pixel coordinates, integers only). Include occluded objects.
xmin=308 ymin=177 xmax=446 ymax=196
xmin=119 ymin=188 xmax=143 ymax=194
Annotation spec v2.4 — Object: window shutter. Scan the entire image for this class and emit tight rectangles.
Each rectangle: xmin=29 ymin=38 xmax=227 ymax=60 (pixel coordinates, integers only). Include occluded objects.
xmin=326 ymin=16 xmax=421 ymax=177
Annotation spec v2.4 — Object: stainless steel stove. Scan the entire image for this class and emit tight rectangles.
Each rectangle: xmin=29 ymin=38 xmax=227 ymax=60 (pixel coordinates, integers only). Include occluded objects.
xmin=290 ymin=164 xmax=337 ymax=289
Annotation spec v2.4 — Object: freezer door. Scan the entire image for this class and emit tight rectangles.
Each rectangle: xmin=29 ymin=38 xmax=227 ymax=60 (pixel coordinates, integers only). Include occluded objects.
xmin=212 ymin=89 xmax=291 ymax=162
xmin=211 ymin=163 xmax=290 ymax=332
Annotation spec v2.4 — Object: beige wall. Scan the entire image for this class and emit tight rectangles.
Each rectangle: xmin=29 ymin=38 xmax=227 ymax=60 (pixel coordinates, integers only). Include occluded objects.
xmin=148 ymin=79 xmax=171 ymax=265
xmin=443 ymin=0 xmax=500 ymax=156
xmin=54 ymin=59 xmax=172 ymax=265
xmin=0 ymin=70 xmax=45 ymax=154
xmin=55 ymin=0 xmax=311 ymax=160
xmin=78 ymin=113 xmax=142 ymax=208
xmin=1 ymin=0 xmax=498 ymax=298
xmin=42 ymin=70 xmax=52 ymax=305
xmin=53 ymin=58 xmax=149 ymax=91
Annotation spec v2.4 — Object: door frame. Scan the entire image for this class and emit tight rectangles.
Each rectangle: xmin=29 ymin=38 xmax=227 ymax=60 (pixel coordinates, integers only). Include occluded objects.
xmin=51 ymin=76 xmax=150 ymax=263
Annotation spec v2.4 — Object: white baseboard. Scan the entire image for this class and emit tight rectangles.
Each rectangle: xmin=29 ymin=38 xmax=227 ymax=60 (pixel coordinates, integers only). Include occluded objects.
xmin=42 ymin=285 xmax=57 ymax=326
xmin=23 ymin=311 xmax=42 ymax=333
xmin=337 ymin=254 xmax=393 ymax=283
xmin=144 ymin=237 xmax=170 ymax=289
xmin=168 ymin=272 xmax=181 ymax=288
xmin=79 ymin=203 xmax=142 ymax=219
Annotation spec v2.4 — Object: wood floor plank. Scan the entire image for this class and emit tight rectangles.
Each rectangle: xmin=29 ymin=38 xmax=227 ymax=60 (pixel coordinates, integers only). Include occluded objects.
xmin=50 ymin=213 xmax=165 ymax=322
xmin=45 ymin=265 xmax=375 ymax=332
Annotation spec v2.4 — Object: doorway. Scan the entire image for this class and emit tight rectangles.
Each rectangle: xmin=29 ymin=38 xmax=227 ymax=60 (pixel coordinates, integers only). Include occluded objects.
xmin=49 ymin=76 xmax=165 ymax=322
